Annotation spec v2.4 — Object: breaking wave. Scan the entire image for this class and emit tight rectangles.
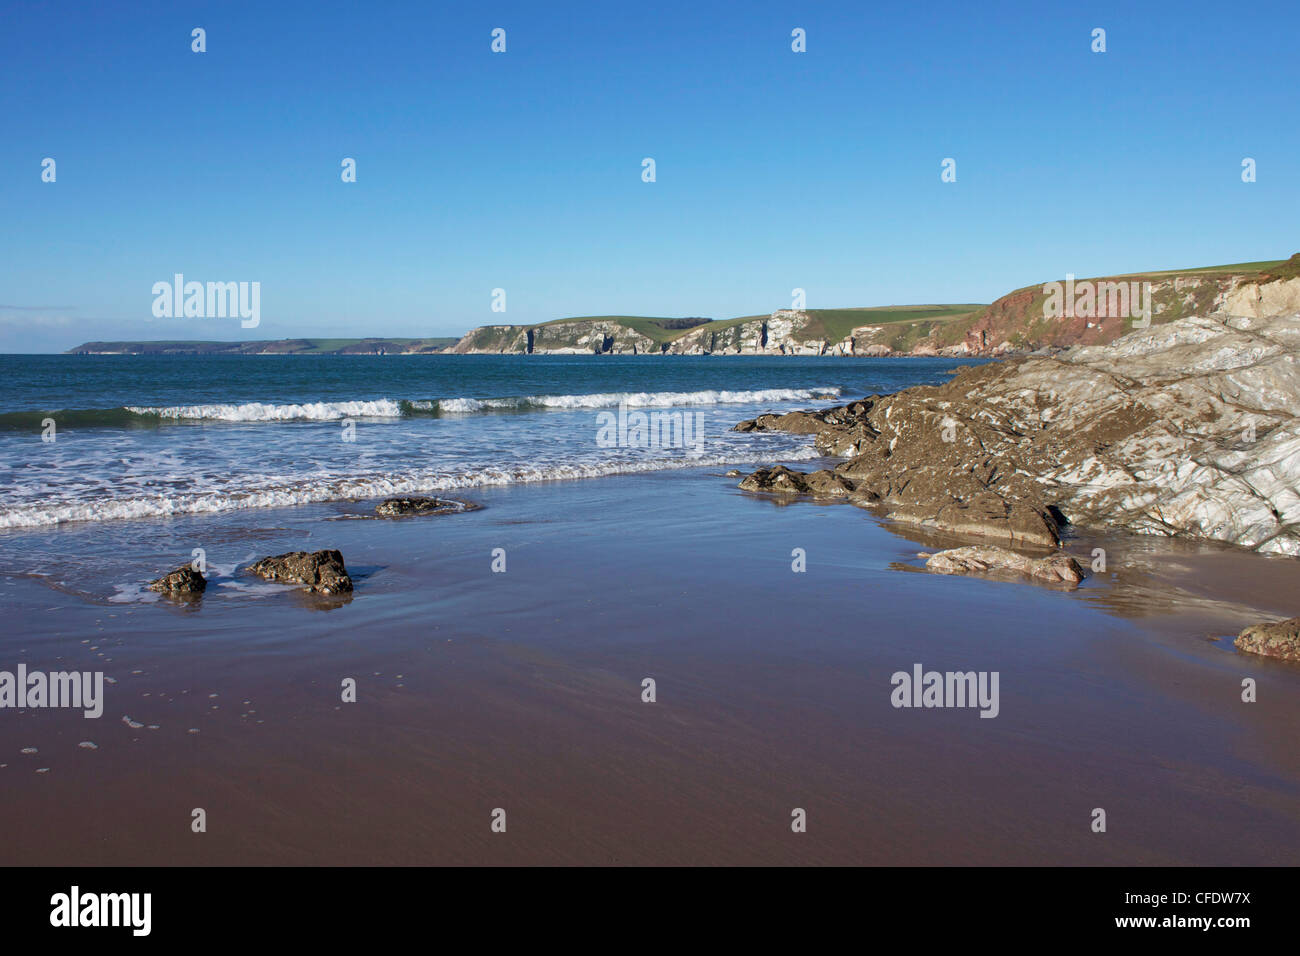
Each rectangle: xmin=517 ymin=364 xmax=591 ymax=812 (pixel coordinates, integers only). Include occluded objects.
xmin=0 ymin=387 xmax=844 ymax=429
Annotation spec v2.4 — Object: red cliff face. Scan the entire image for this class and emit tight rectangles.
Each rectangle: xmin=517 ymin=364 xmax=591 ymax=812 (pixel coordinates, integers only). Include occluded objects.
xmin=958 ymin=288 xmax=1036 ymax=354
xmin=941 ymin=271 xmax=1256 ymax=355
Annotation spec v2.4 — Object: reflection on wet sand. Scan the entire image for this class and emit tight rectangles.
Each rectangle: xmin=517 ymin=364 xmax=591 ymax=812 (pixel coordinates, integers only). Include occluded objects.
xmin=877 ymin=516 xmax=1296 ymax=634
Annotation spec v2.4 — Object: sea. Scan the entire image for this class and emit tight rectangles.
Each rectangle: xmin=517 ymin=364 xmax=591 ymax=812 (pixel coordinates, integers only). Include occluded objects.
xmin=0 ymin=353 xmax=973 ymax=529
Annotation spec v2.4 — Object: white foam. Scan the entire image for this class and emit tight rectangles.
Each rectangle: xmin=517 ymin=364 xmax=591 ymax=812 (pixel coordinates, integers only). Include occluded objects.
xmin=0 ymin=446 xmax=819 ymax=528
xmin=128 ymin=399 xmax=404 ymax=422
xmin=429 ymin=386 xmax=843 ymax=413
xmin=127 ymin=387 xmax=843 ymax=421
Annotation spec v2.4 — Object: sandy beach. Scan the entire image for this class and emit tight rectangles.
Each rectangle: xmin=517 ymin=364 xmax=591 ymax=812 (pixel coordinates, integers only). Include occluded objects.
xmin=2 ymin=465 xmax=1297 ymax=866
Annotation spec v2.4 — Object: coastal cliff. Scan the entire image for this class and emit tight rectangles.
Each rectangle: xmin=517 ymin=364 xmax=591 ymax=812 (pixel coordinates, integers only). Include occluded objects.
xmin=68 ymin=257 xmax=1300 ymax=359
xmin=446 ymin=319 xmax=672 ymax=355
xmin=445 ymin=257 xmax=1300 ymax=358
xmin=447 ymin=306 xmax=983 ymax=356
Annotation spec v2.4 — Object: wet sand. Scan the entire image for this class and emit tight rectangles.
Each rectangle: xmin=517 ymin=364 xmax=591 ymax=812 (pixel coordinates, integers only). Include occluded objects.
xmin=0 ymin=466 xmax=1297 ymax=865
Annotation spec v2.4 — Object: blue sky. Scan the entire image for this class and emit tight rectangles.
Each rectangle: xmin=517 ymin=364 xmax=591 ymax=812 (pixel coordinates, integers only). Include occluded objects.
xmin=2 ymin=0 xmax=1297 ymax=351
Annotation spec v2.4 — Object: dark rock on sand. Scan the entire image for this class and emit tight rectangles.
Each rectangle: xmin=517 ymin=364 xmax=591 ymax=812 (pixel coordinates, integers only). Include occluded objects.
xmin=375 ymin=495 xmax=462 ymax=517
xmin=1234 ymin=617 xmax=1300 ymax=661
xmin=734 ymin=385 xmax=1064 ymax=548
xmin=737 ymin=441 xmax=1060 ymax=547
xmin=738 ymin=465 xmax=857 ymax=498
xmin=924 ymin=495 xmax=1061 ymax=549
xmin=923 ymin=546 xmax=1085 ymax=586
xmin=734 ymin=410 xmax=828 ymax=436
xmin=247 ymin=549 xmax=353 ymax=594
xmin=149 ymin=566 xmax=206 ymax=594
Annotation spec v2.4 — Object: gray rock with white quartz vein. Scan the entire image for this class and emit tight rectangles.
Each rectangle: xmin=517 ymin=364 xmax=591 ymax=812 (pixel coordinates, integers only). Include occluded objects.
xmin=735 ymin=311 xmax=1300 ymax=555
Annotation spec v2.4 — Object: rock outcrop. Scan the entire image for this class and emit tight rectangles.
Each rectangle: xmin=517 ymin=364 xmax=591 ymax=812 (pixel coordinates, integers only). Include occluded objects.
xmin=447 ymin=321 xmax=660 ymax=355
xmin=738 ymin=465 xmax=860 ymax=499
xmin=444 ymin=324 xmax=531 ymax=354
xmin=1234 ymin=617 xmax=1300 ymax=661
xmin=1220 ymin=258 xmax=1300 ymax=319
xmin=667 ymin=310 xmax=847 ymax=356
xmin=247 ymin=550 xmax=353 ymax=594
xmin=149 ymin=566 xmax=206 ymax=594
xmin=734 ymin=312 xmax=1300 ymax=555
xmin=922 ymin=547 xmax=1085 ymax=586
xmin=533 ymin=321 xmax=657 ymax=355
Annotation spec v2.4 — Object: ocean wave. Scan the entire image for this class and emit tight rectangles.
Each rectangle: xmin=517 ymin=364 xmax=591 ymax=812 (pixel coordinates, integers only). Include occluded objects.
xmin=129 ymin=399 xmax=404 ymax=422
xmin=410 ymin=386 xmax=844 ymax=414
xmin=0 ymin=446 xmax=820 ymax=528
xmin=0 ymin=387 xmax=843 ymax=428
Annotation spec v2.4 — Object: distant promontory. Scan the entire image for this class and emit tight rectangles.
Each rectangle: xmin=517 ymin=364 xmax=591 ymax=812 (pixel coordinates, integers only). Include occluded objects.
xmin=68 ymin=255 xmax=1300 ymax=358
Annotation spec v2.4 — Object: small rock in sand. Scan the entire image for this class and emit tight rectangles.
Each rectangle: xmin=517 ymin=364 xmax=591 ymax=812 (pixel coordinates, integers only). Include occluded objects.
xmin=924 ymin=545 xmax=1085 ymax=586
xmin=246 ymin=549 xmax=353 ymax=594
xmin=739 ymin=465 xmax=858 ymax=498
xmin=376 ymin=495 xmax=446 ymax=516
xmin=148 ymin=565 xmax=206 ymax=594
xmin=375 ymin=495 xmax=477 ymax=517
xmin=1234 ymin=617 xmax=1300 ymax=661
